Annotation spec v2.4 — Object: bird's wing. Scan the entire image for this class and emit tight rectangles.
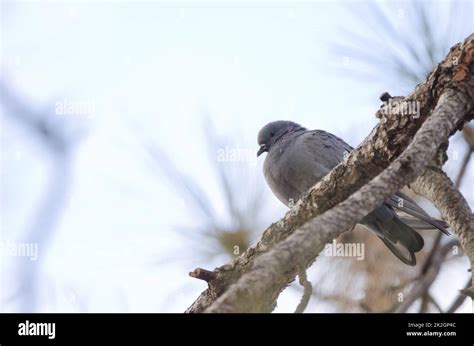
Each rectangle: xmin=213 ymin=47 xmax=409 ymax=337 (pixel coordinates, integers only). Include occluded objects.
xmin=299 ymin=129 xmax=354 ymax=170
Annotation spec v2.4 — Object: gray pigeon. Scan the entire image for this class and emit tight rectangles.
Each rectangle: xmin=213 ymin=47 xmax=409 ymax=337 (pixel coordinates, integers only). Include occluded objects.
xmin=257 ymin=120 xmax=448 ymax=266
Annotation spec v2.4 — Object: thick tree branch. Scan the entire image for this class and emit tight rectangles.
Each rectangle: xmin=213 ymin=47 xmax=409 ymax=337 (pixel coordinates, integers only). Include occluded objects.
xmin=411 ymin=168 xmax=473 ymax=280
xmin=186 ymin=34 xmax=474 ymax=313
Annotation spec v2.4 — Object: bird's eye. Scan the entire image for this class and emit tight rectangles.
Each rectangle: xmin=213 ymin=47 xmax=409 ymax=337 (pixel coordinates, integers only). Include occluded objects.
xmin=270 ymin=131 xmax=275 ymax=137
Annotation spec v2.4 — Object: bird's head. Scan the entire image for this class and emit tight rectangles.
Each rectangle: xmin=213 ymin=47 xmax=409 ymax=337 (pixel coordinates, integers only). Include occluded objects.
xmin=257 ymin=121 xmax=305 ymax=157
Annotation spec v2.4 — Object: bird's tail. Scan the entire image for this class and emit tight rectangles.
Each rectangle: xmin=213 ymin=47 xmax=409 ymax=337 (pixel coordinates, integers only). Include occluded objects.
xmin=364 ymin=206 xmax=425 ymax=266
xmin=388 ymin=192 xmax=450 ymax=235
xmin=375 ymin=217 xmax=424 ymax=266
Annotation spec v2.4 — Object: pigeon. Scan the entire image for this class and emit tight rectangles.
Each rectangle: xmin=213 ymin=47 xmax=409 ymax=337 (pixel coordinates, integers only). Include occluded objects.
xmin=257 ymin=120 xmax=448 ymax=266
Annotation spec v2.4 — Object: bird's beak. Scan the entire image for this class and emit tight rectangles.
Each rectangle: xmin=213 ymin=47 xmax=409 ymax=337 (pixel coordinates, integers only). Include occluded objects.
xmin=257 ymin=145 xmax=267 ymax=157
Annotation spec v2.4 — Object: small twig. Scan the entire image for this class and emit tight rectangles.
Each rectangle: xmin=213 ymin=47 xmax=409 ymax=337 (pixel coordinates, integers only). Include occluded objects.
xmin=189 ymin=268 xmax=217 ymax=282
xmin=421 ymin=233 xmax=443 ymax=275
xmin=426 ymin=293 xmax=443 ymax=313
xmin=419 ymin=293 xmax=430 ymax=312
xmin=459 ymin=286 xmax=474 ymax=299
xmin=454 ymin=146 xmax=472 ymax=189
xmin=454 ymin=124 xmax=473 ymax=189
xmin=462 ymin=124 xmax=474 ymax=148
xmin=294 ymin=268 xmax=313 ymax=313
xmin=446 ymin=279 xmax=472 ymax=313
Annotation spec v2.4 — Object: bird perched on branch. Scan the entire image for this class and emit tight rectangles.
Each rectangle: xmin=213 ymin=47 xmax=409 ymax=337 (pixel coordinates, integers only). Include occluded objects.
xmin=257 ymin=120 xmax=448 ymax=265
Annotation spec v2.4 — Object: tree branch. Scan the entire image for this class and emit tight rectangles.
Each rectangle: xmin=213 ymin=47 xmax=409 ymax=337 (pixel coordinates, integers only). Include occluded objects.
xmin=411 ymin=167 xmax=474 ymax=287
xmin=395 ymin=240 xmax=458 ymax=313
xmin=189 ymin=268 xmax=218 ymax=283
xmin=446 ymin=279 xmax=472 ymax=313
xmin=294 ymin=268 xmax=312 ymax=313
xmin=186 ymin=34 xmax=474 ymax=313
xmin=454 ymin=145 xmax=472 ymax=189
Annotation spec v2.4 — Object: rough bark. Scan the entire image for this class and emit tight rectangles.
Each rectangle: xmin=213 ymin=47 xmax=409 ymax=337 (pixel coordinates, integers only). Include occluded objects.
xmin=411 ymin=168 xmax=474 ymax=290
xmin=186 ymin=34 xmax=474 ymax=313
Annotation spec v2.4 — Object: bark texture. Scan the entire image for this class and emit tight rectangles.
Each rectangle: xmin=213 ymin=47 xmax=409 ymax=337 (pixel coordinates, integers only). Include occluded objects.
xmin=412 ymin=168 xmax=474 ymax=289
xmin=186 ymin=34 xmax=474 ymax=313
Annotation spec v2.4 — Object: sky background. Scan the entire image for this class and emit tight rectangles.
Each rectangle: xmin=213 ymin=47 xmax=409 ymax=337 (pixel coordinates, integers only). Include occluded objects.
xmin=1 ymin=0 xmax=473 ymax=312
